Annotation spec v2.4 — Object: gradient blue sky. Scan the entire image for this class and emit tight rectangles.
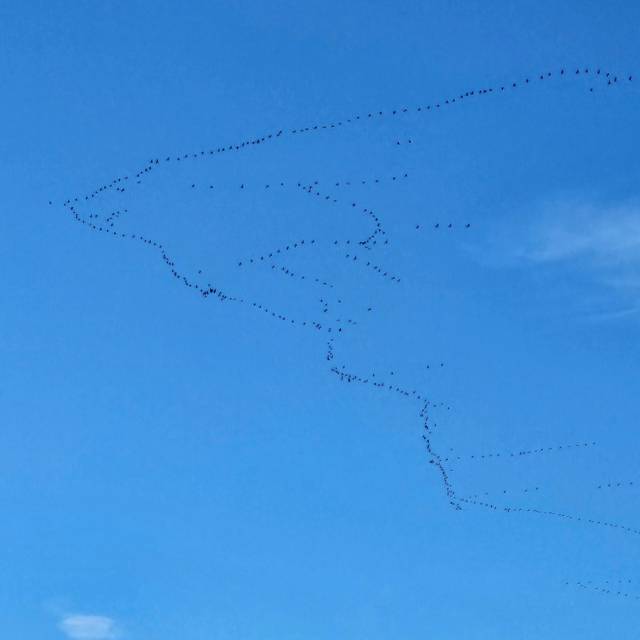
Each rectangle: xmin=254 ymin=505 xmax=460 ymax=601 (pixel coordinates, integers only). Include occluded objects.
xmin=2 ymin=2 xmax=640 ymax=638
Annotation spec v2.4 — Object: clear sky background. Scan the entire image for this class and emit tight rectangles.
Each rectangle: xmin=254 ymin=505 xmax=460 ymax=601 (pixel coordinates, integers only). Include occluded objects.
xmin=2 ymin=2 xmax=640 ymax=638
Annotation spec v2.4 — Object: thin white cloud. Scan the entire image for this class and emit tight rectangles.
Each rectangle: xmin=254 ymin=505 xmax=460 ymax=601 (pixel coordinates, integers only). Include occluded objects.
xmin=58 ymin=614 xmax=119 ymax=640
xmin=473 ymin=196 xmax=640 ymax=321
xmin=508 ymin=197 xmax=640 ymax=315
xmin=520 ymin=198 xmax=640 ymax=270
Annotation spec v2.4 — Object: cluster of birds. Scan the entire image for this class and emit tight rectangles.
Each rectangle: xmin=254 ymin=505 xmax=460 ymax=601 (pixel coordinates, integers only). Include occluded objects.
xmin=56 ymin=64 xmax=639 ymax=573
xmin=326 ymin=337 xmax=335 ymax=361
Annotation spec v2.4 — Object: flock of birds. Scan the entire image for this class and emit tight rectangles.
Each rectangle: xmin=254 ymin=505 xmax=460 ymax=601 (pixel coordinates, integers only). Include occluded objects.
xmin=56 ymin=65 xmax=637 ymax=603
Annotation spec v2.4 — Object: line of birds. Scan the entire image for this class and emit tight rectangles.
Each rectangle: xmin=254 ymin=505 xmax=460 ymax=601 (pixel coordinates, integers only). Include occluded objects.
xmin=469 ymin=478 xmax=638 ymax=501
xmin=421 ymin=400 xmax=461 ymax=510
xmin=181 ymin=171 xmax=410 ymax=193
xmin=416 ymin=223 xmax=472 ymax=230
xmin=331 ymin=365 xmax=429 ymax=400
xmin=459 ymin=495 xmax=640 ymax=536
xmin=237 ymin=238 xmax=316 ymax=266
xmin=442 ymin=440 xmax=597 ymax=463
xmin=268 ymin=262 xmax=335 ymax=289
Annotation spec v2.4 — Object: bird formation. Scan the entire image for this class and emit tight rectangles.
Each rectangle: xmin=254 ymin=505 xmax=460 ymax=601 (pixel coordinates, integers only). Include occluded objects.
xmin=55 ymin=63 xmax=637 ymax=556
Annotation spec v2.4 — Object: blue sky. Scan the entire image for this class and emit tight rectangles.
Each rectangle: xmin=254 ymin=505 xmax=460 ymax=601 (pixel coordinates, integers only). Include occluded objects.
xmin=2 ymin=1 xmax=640 ymax=638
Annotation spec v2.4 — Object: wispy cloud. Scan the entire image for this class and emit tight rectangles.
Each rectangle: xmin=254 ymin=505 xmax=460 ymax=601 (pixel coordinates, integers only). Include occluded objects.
xmin=506 ymin=196 xmax=640 ymax=317
xmin=58 ymin=614 xmax=120 ymax=640
xmin=520 ymin=198 xmax=640 ymax=270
